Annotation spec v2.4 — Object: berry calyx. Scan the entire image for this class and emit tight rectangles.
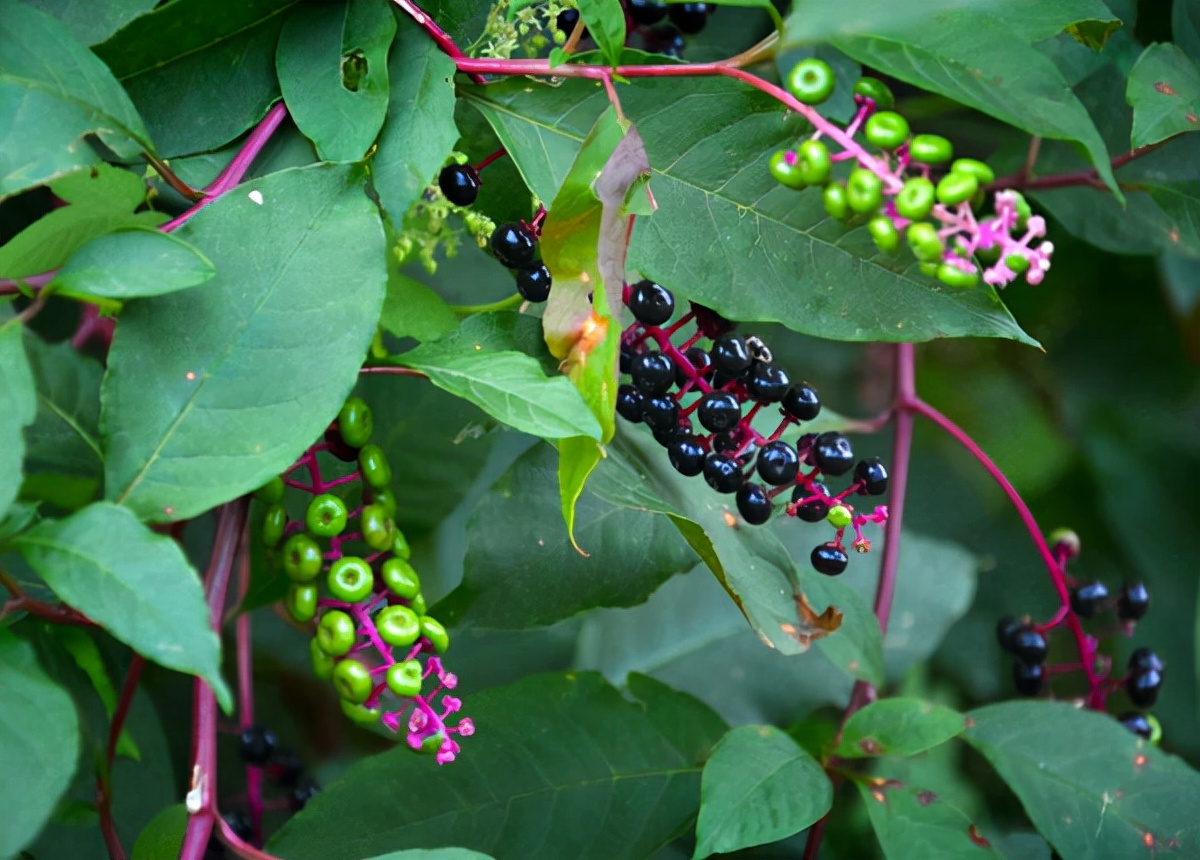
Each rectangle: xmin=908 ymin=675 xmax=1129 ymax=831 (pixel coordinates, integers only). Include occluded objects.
xmin=736 ymin=482 xmax=773 ymax=525
xmin=1012 ymin=661 xmax=1044 ymax=696
xmin=756 ymin=440 xmax=800 ymax=486
xmin=516 ymin=262 xmax=552 ymax=302
xmin=812 ymin=432 xmax=854 ymax=476
xmin=782 ymin=383 xmax=821 ymax=421
xmin=785 ymin=58 xmax=835 ymax=105
xmin=490 ymin=222 xmax=538 ymax=268
xmin=628 ymin=279 xmax=676 ymax=325
xmin=1069 ymin=580 xmax=1110 ymax=618
xmin=438 ymin=163 xmax=480 ymax=207
xmin=854 ymin=458 xmax=888 ymax=495
xmin=863 ymin=111 xmax=910 ymax=150
xmin=1118 ymin=582 xmax=1150 ymax=621
xmin=327 ymin=557 xmax=375 ymax=603
xmin=305 ymin=494 xmax=348 ymax=538
xmin=238 ymin=725 xmax=278 ymax=765
xmin=703 ymin=453 xmax=744 ymax=494
xmin=811 ymin=542 xmax=849 ymax=575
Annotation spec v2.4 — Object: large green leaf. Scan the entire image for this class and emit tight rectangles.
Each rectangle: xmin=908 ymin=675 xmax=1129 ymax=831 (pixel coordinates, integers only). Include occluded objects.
xmin=267 ymin=672 xmax=728 ymax=860
xmin=363 ymin=852 xmax=496 ymax=860
xmin=438 ymin=442 xmax=697 ymax=628
xmin=0 ymin=2 xmax=152 ymax=198
xmin=379 ymin=270 xmax=459 ymax=343
xmin=14 ymin=501 xmax=231 ymax=709
xmin=965 ymin=701 xmax=1200 ymax=858
xmin=0 ymin=629 xmax=80 ymax=859
xmin=1177 ymin=0 xmax=1200 ymax=63
xmin=102 ymin=163 xmax=386 ymax=522
xmin=371 ymin=12 xmax=459 ymax=225
xmin=50 ymin=228 xmax=215 ymax=299
xmin=464 ymin=77 xmax=1036 ymax=345
xmin=21 ymin=0 xmax=158 ymax=46
xmin=94 ymin=0 xmax=294 ymax=157
xmin=1126 ymin=43 xmax=1200 ymax=149
xmin=277 ymin=0 xmax=396 ymax=162
xmin=694 ymin=725 xmax=832 ymax=858
xmin=855 ymin=774 xmax=1007 ymax=860
xmin=834 ymin=698 xmax=966 ymax=758
xmin=577 ymin=0 xmax=626 ymax=67
xmin=0 ymin=307 xmax=36 ymax=522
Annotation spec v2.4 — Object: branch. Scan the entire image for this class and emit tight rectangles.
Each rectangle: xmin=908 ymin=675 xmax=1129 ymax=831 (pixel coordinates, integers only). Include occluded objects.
xmin=989 ymin=140 xmax=1168 ymax=193
xmin=97 ymin=655 xmax=144 ymax=860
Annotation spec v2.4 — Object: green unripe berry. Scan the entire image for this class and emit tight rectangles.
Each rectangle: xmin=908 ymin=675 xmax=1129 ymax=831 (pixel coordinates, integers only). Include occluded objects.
xmin=950 ymin=158 xmax=995 ymax=185
xmin=768 ymin=150 xmax=807 ymax=190
xmin=282 ymin=533 xmax=324 ymax=583
xmin=823 ymin=182 xmax=849 ymax=220
xmin=919 ymin=261 xmax=940 ymax=277
xmin=826 ymin=504 xmax=854 ymax=528
xmin=894 ymin=177 xmax=936 ymax=221
xmin=337 ymin=396 xmax=374 ymax=448
xmin=254 ymin=476 xmax=285 ymax=505
xmin=795 ymin=139 xmax=832 ymax=185
xmin=376 ymin=604 xmax=421 ymax=648
xmin=332 ymin=658 xmax=374 ymax=704
xmin=906 ymin=222 xmax=944 ymax=262
xmin=366 ymin=486 xmax=398 ymax=520
xmin=420 ymin=616 xmax=450 ymax=654
xmin=380 ymin=557 xmax=421 ymax=600
xmin=868 ymin=216 xmax=900 ymax=254
xmin=853 ymin=77 xmax=894 ymax=109
xmin=908 ymin=134 xmax=954 ymax=164
xmin=785 ymin=58 xmax=836 ymax=105
xmin=340 ymin=699 xmax=381 ymax=725
xmin=846 ymin=168 xmax=884 ymax=213
xmin=386 ymin=659 xmax=424 ymax=698
xmin=409 ymin=592 xmax=428 ymax=616
xmin=1010 ymin=191 xmax=1033 ymax=227
xmin=1004 ymin=253 xmax=1030 ymax=274
xmin=1147 ymin=714 xmax=1163 ymax=745
xmin=358 ymin=444 xmax=392 ymax=491
xmin=391 ymin=528 xmax=412 ymax=560
xmin=935 ymin=171 xmax=978 ymax=206
xmin=863 ymin=111 xmax=910 ymax=150
xmin=936 ymin=262 xmax=980 ymax=289
xmin=327 ymin=556 xmax=375 ymax=603
xmin=286 ymin=584 xmax=318 ymax=623
xmin=317 ymin=610 xmax=357 ymax=656
xmin=310 ymin=638 xmax=336 ymax=680
xmin=261 ymin=504 xmax=287 ymax=548
xmin=306 ymin=494 xmax=348 ymax=538
xmin=360 ymin=503 xmax=394 ymax=552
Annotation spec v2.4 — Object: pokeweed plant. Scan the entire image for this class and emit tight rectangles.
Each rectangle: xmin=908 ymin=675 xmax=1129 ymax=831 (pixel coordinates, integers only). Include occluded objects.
xmin=1 ymin=0 xmax=1199 ymax=858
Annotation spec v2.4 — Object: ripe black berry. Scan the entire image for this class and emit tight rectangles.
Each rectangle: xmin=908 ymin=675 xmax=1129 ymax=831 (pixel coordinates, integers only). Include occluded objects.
xmin=1069 ymin=581 xmax=1110 ymax=618
xmin=238 ymin=725 xmax=277 ymax=765
xmin=630 ymin=351 xmax=676 ymax=396
xmin=756 ymin=440 xmax=800 ymax=486
xmin=266 ymin=747 xmax=304 ymax=786
xmin=1118 ymin=582 xmax=1150 ymax=621
xmin=1118 ymin=711 xmax=1154 ymax=739
xmin=667 ymin=434 xmax=706 ymax=476
xmin=744 ymin=362 xmax=791 ymax=403
xmin=854 ymin=458 xmax=888 ymax=495
xmin=620 ymin=343 xmax=636 ymax=374
xmin=1012 ymin=661 xmax=1044 ymax=696
xmin=812 ymin=432 xmax=855 ymax=476
xmin=1128 ymin=647 xmax=1164 ymax=674
xmin=703 ymin=453 xmax=744 ymax=493
xmin=515 ymin=262 xmax=552 ymax=302
xmin=1009 ymin=627 xmax=1048 ymax=665
xmin=628 ymin=279 xmax=675 ymax=325
xmin=995 ymin=616 xmax=1022 ymax=653
xmin=437 ymin=163 xmax=480 ymax=207
xmin=709 ymin=333 xmax=753 ymax=378
xmin=676 ymin=345 xmax=712 ymax=387
xmin=736 ymin=482 xmax=773 ymax=525
xmin=711 ymin=430 xmax=749 ymax=459
xmin=668 ymin=2 xmax=710 ymax=34
xmin=653 ymin=421 xmax=687 ymax=446
xmin=641 ymin=395 xmax=679 ymax=431
xmin=1127 ymin=668 xmax=1164 ymax=707
xmin=697 ymin=391 xmax=742 ymax=432
xmin=289 ymin=780 xmax=320 ymax=812
xmin=224 ymin=810 xmax=254 ymax=842
xmin=490 ymin=222 xmax=538 ymax=268
xmin=782 ymin=384 xmax=821 ymax=421
xmin=791 ymin=483 xmax=830 ymax=522
xmin=647 ymin=25 xmax=686 ymax=58
xmin=556 ymin=8 xmax=585 ymax=35
xmin=628 ymin=0 xmax=668 ymax=26
xmin=616 ymin=384 xmax=645 ymax=422
xmin=811 ymin=542 xmax=848 ymax=575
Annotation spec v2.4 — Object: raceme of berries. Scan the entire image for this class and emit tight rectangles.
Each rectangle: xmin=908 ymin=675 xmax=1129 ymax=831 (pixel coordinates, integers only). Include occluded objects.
xmin=255 ymin=395 xmax=472 ymax=765
xmin=616 ymin=280 xmax=889 ymax=575
xmin=770 ymin=60 xmax=1053 ymax=291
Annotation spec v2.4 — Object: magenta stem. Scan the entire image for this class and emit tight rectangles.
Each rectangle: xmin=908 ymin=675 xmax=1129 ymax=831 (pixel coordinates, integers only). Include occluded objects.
xmin=388 ymin=0 xmax=486 ymax=83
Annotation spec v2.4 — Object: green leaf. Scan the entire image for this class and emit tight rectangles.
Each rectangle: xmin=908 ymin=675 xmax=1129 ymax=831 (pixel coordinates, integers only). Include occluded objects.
xmin=394 ymin=314 xmax=603 ymax=441
xmin=578 ymin=0 xmax=626 ymax=67
xmin=102 ymin=163 xmax=386 ymax=522
xmin=0 ymin=308 xmax=36 ymax=522
xmin=1176 ymin=0 xmax=1200 ymax=63
xmin=362 ymin=852 xmax=496 ymax=860
xmin=21 ymin=0 xmax=158 ymax=46
xmin=694 ymin=725 xmax=832 ymax=858
xmin=1126 ymin=43 xmax=1200 ymax=148
xmin=965 ymin=701 xmax=1200 ymax=858
xmin=0 ymin=1 xmax=153 ymax=197
xmin=437 ymin=442 xmax=697 ymax=628
xmin=131 ymin=804 xmax=187 ymax=860
xmin=49 ymin=228 xmax=215 ymax=299
xmin=0 ymin=164 xmax=166 ymax=279
xmin=0 ymin=629 xmax=80 ymax=859
xmin=277 ymin=0 xmax=396 ymax=162
xmin=52 ymin=627 xmax=139 ymax=760
xmin=855 ymin=775 xmax=1007 ymax=859
xmin=94 ymin=0 xmax=293 ymax=158
xmin=835 ymin=698 xmax=966 ymax=758
xmin=267 ymin=672 xmax=728 ymax=860
xmin=14 ymin=501 xmax=231 ymax=710
xmin=379 ymin=271 xmax=460 ymax=343
xmin=465 ymin=77 xmax=1036 ymax=345
xmin=372 ymin=12 xmax=459 ymax=224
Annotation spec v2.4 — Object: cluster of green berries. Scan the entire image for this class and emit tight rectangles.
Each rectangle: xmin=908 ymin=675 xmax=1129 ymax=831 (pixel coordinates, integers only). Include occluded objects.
xmin=772 ymin=59 xmax=1053 ymax=290
xmin=995 ymin=531 xmax=1163 ymax=743
xmin=256 ymin=396 xmax=472 ymax=764
xmin=617 ymin=281 xmax=889 ymax=575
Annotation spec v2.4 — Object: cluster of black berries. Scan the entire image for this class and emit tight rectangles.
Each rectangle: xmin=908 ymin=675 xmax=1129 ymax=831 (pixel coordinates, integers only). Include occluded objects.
xmin=630 ymin=1 xmax=716 ymax=59
xmin=618 ymin=280 xmax=888 ymax=575
xmin=437 ymin=163 xmax=552 ymax=303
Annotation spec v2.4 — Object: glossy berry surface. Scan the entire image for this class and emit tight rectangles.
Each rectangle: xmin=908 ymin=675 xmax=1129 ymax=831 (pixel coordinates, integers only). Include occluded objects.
xmin=515 ymin=262 xmax=552 ymax=302
xmin=1118 ymin=582 xmax=1150 ymax=621
xmin=854 ymin=458 xmax=888 ymax=495
xmin=1009 ymin=627 xmax=1048 ymax=665
xmin=995 ymin=616 xmax=1022 ymax=652
xmin=745 ymin=362 xmax=790 ymax=402
xmin=1012 ymin=661 xmax=1044 ymax=696
xmin=641 ymin=395 xmax=679 ymax=430
xmin=782 ymin=384 xmax=821 ymax=421
xmin=616 ymin=384 xmax=645 ymax=422
xmin=697 ymin=391 xmax=742 ymax=433
xmin=1129 ymin=647 xmax=1164 ymax=674
xmin=358 ymin=443 xmax=392 ymax=490
xmin=792 ymin=484 xmax=830 ymax=522
xmin=811 ymin=542 xmax=848 ymax=575
xmin=677 ymin=346 xmax=712 ymax=386
xmin=812 ymin=432 xmax=855 ymax=476
xmin=438 ymin=163 xmax=480 ymax=207
xmin=736 ymin=482 xmax=772 ymax=525
xmin=703 ymin=453 xmax=744 ymax=493
xmin=628 ymin=0 xmax=668 ymax=25
xmin=668 ymin=434 xmax=706 ymax=476
xmin=556 ymin=8 xmax=583 ymax=35
xmin=289 ymin=781 xmax=321 ymax=812
xmin=337 ymin=396 xmax=373 ymax=448
xmin=709 ymin=333 xmax=753 ymax=377
xmin=756 ymin=440 xmax=800 ymax=486
xmin=1069 ymin=581 xmax=1110 ymax=618
xmin=630 ymin=351 xmax=676 ymax=396
xmin=1127 ymin=668 xmax=1164 ymax=707
xmin=628 ymin=279 xmax=675 ymax=325
xmin=490 ymin=222 xmax=538 ymax=268
xmin=238 ymin=724 xmax=277 ymax=765
xmin=1119 ymin=712 xmax=1154 ymax=739
xmin=224 ymin=810 xmax=254 ymax=842
xmin=668 ymin=2 xmax=709 ymax=34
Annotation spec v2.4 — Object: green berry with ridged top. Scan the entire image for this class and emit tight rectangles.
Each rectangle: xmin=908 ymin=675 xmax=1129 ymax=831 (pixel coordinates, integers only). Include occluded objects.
xmin=391 ymin=529 xmax=412 ymax=560
xmin=853 ymin=77 xmax=894 ymax=109
xmin=937 ymin=262 xmax=980 ymax=288
xmin=360 ymin=503 xmax=394 ymax=552
xmin=327 ymin=557 xmax=375 ymax=603
xmin=317 ymin=610 xmax=357 ymax=656
xmin=894 ymin=177 xmax=935 ymax=220
xmin=795 ymin=139 xmax=832 ymax=185
xmin=863 ymin=111 xmax=909 ymax=149
xmin=409 ymin=592 xmax=428 ymax=616
xmin=380 ymin=557 xmax=421 ymax=599
xmin=261 ymin=504 xmax=287 ymax=548
xmin=332 ymin=658 xmax=374 ymax=704
xmin=769 ymin=150 xmax=807 ymax=189
xmin=420 ymin=616 xmax=450 ymax=653
xmin=908 ymin=134 xmax=954 ymax=164
xmin=340 ymin=699 xmax=381 ymax=725
xmin=907 ymin=222 xmax=944 ymax=261
xmin=846 ymin=168 xmax=884 ymax=213
xmin=310 ymin=638 xmax=336 ymax=679
xmin=950 ymin=158 xmax=995 ymax=185
xmin=376 ymin=605 xmax=421 ymax=648
xmin=286 ymin=584 xmax=318 ymax=623
xmin=365 ymin=486 xmax=397 ymax=519
xmin=823 ymin=182 xmax=849 ymax=220
xmin=358 ymin=444 xmax=392 ymax=490
xmin=386 ymin=659 xmax=424 ymax=698
xmin=868 ymin=216 xmax=899 ymax=253
xmin=337 ymin=396 xmax=374 ymax=448
xmin=254 ymin=476 xmax=285 ymax=505
xmin=936 ymin=171 xmax=978 ymax=206
xmin=786 ymin=58 xmax=836 ymax=105
xmin=306 ymin=494 xmax=348 ymax=537
xmin=282 ymin=533 xmax=324 ymax=583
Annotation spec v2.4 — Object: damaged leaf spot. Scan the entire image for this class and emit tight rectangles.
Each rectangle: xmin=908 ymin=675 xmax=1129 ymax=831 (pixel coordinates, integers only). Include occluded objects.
xmin=858 ymin=738 xmax=882 ymax=755
xmin=916 ymin=790 xmax=937 ymax=806
xmin=341 ymin=49 xmax=368 ymax=92
xmin=1153 ymin=81 xmax=1177 ymax=95
xmin=967 ymin=824 xmax=991 ymax=848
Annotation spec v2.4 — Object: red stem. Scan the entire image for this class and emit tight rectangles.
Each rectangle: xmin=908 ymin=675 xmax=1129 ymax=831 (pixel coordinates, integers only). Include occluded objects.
xmin=234 ymin=536 xmax=266 ymax=844
xmin=97 ymin=655 xmax=145 ymax=860
xmin=389 ymin=0 xmax=486 ymax=83
xmin=989 ymin=140 xmax=1167 ymax=193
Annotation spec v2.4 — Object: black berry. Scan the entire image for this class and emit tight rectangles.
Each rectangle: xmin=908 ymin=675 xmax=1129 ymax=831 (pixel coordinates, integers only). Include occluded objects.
xmin=653 ymin=420 xmax=687 ymax=446
xmin=323 ymin=421 xmax=359 ymax=462
xmin=630 ymin=351 xmax=676 ymax=396
xmin=781 ymin=384 xmax=821 ymax=421
xmin=628 ymin=279 xmax=675 ymax=325
xmin=616 ymin=384 xmax=645 ymax=422
xmin=709 ymin=333 xmax=753 ymax=378
xmin=744 ymin=362 xmax=791 ymax=403
xmin=266 ymin=747 xmax=304 ymax=786
xmin=515 ymin=262 xmax=552 ymax=302
xmin=791 ymin=483 xmax=830 ymax=522
xmin=556 ymin=8 xmax=586 ymax=36
xmin=224 ymin=810 xmax=254 ymax=842
xmin=736 ymin=482 xmax=773 ymax=525
xmin=628 ymin=0 xmax=668 ymax=26
xmin=668 ymin=2 xmax=710 ymax=34
xmin=1069 ymin=581 xmax=1110 ymax=618
xmin=238 ymin=725 xmax=277 ymax=765
xmin=1012 ymin=661 xmax=1044 ymax=696
xmin=812 ymin=432 xmax=854 ymax=476
xmin=995 ymin=616 xmax=1022 ymax=653
xmin=490 ymin=222 xmax=538 ymax=268
xmin=1118 ymin=582 xmax=1150 ymax=621
xmin=756 ymin=440 xmax=800 ymax=486
xmin=289 ymin=780 xmax=321 ymax=812
xmin=646 ymin=25 xmax=686 ymax=58
xmin=711 ymin=430 xmax=744 ymax=456
xmin=1128 ymin=647 xmax=1164 ymax=674
xmin=811 ymin=542 xmax=848 ymax=575
xmin=667 ymin=434 xmax=706 ymax=476
xmin=641 ymin=395 xmax=679 ymax=431
xmin=437 ymin=163 xmax=480 ymax=207
xmin=854 ymin=458 xmax=888 ymax=495
xmin=1118 ymin=711 xmax=1154 ymax=739
xmin=1127 ymin=668 xmax=1164 ymax=707
xmin=697 ymin=391 xmax=742 ymax=433
xmin=676 ymin=345 xmax=712 ymax=387
xmin=1009 ymin=627 xmax=1048 ymax=665
xmin=620 ymin=343 xmax=636 ymax=374
xmin=703 ymin=453 xmax=744 ymax=493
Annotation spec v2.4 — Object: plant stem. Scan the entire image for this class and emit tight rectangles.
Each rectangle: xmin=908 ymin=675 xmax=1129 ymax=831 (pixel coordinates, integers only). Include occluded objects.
xmin=389 ymin=0 xmax=486 ymax=83
xmin=449 ymin=291 xmax=524 ymax=315
xmin=358 ymin=364 xmax=428 ymax=377
xmin=234 ymin=535 xmax=267 ymax=844
xmin=144 ymin=151 xmax=203 ymax=201
xmin=98 ymin=655 xmax=144 ymax=860
xmin=990 ymin=140 xmax=1167 ymax=193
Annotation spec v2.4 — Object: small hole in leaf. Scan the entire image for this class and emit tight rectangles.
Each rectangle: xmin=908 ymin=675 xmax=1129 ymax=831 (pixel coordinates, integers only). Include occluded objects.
xmin=341 ymin=50 xmax=368 ymax=92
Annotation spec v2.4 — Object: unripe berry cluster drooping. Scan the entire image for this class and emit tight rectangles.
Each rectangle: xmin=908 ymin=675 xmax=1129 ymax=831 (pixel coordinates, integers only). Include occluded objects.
xmin=773 ymin=59 xmax=1053 ymax=290
xmin=255 ymin=396 xmax=472 ymax=765
xmin=994 ymin=529 xmax=1164 ymax=743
